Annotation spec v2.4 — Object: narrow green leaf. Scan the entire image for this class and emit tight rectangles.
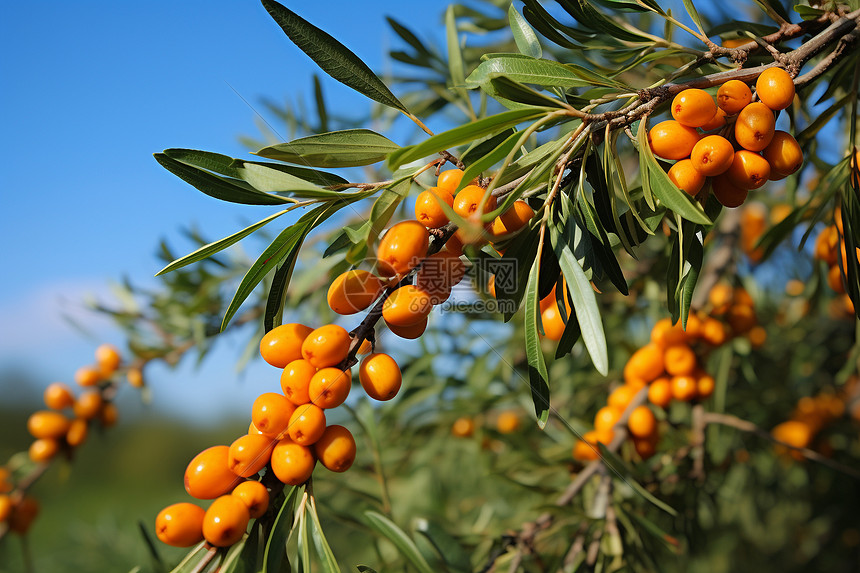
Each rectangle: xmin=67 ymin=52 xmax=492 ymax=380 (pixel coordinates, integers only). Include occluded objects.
xmin=524 ymin=256 xmax=551 ymax=428
xmin=456 ymin=130 xmax=522 ymax=194
xmin=255 ymin=129 xmax=399 ymax=168
xmin=509 ymin=5 xmax=542 ymax=58
xmin=557 ymin=0 xmax=655 ymax=42
xmin=307 ymin=497 xmax=342 ymax=573
xmin=466 ymin=57 xmax=591 ymax=89
xmin=264 ymin=253 xmax=299 ymax=332
xmin=414 ymin=520 xmax=472 ymax=573
xmin=168 ymin=543 xmax=208 ymax=573
xmin=261 ymin=0 xmax=408 ymax=113
xmin=313 ymin=74 xmax=328 ymax=132
xmin=263 ymin=486 xmax=300 ymax=573
xmin=488 ymin=77 xmax=570 ymax=110
xmin=445 ymin=5 xmax=466 ymax=95
xmin=364 ymin=511 xmax=436 ymax=573
xmin=681 ymin=0 xmax=706 ymax=36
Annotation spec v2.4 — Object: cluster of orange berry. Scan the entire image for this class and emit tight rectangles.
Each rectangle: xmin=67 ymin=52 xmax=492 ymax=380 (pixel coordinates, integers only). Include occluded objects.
xmin=451 ymin=410 xmax=522 ymax=438
xmin=771 ymin=391 xmax=845 ymax=459
xmin=649 ymin=67 xmax=801 ymax=208
xmin=814 ymin=207 xmax=860 ymax=305
xmin=0 ymin=469 xmax=39 ymax=536
xmin=573 ymin=285 xmax=765 ymax=462
xmin=155 ymin=322 xmax=402 ymax=548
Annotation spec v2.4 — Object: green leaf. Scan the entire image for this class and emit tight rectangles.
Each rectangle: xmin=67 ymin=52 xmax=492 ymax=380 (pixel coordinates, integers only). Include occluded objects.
xmin=364 ymin=511 xmax=436 ymax=573
xmin=466 ymin=57 xmax=591 ymax=89
xmin=681 ymin=0 xmax=706 ymax=35
xmin=261 ymin=0 xmax=409 ymax=113
xmin=168 ymin=543 xmax=208 ymax=573
xmin=307 ymin=497 xmax=342 ymax=573
xmin=793 ymin=4 xmax=825 ymax=20
xmin=255 ymin=129 xmax=399 ymax=168
xmin=414 ymin=520 xmax=472 ymax=573
xmin=509 ymin=4 xmax=542 ymax=58
xmin=524 ymin=256 xmax=551 ymax=428
xmin=488 ymin=77 xmax=571 ymax=110
xmin=264 ymin=253 xmax=299 ymax=332
xmin=387 ymin=108 xmax=547 ymax=170
xmin=557 ymin=0 xmax=655 ymax=42
xmin=456 ymin=130 xmax=522 ymax=194
xmin=445 ymin=5 xmax=466 ymax=98
xmin=263 ymin=486 xmax=300 ymax=573
xmin=679 ymin=230 xmax=703 ymax=326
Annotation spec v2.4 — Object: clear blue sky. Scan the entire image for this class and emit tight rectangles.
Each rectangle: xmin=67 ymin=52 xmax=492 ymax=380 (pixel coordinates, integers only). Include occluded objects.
xmin=0 ymin=0 xmax=445 ymax=422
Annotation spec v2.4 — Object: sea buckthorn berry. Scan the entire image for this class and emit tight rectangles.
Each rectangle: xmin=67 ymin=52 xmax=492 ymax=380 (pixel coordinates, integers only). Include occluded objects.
xmin=309 ymin=368 xmax=352 ymax=409
xmin=29 ymin=438 xmax=59 ymax=463
xmin=0 ymin=468 xmax=11 ymax=493
xmin=490 ymin=200 xmax=535 ymax=240
xmin=624 ymin=343 xmax=665 ymax=386
xmin=248 ymin=421 xmax=264 ymax=435
xmin=0 ymin=495 xmax=11 ymax=523
xmin=671 ymin=88 xmax=718 ymax=128
xmin=648 ymin=120 xmax=700 ymax=160
xmin=228 ymin=434 xmax=275 ymax=477
xmin=684 ymin=313 xmax=704 ymax=338
xmin=155 ymin=503 xmax=205 ymax=547
xmin=9 ymin=496 xmax=39 ymax=534
xmin=828 ymin=265 xmax=846 ymax=293
xmin=359 ymin=353 xmax=402 ymax=401
xmin=27 ymin=410 xmax=70 ymax=439
xmin=573 ymin=430 xmax=612 ymax=461
xmin=608 ymin=385 xmax=637 ymax=411
xmin=756 ymin=67 xmax=795 ymax=111
xmin=735 ymin=102 xmax=775 ymax=152
xmin=721 ymin=37 xmax=749 ymax=49
xmin=594 ymin=405 xmax=623 ymax=434
xmin=771 ymin=420 xmax=812 ymax=450
xmin=728 ymin=304 xmax=757 ymax=333
xmin=127 ymin=367 xmax=145 ymax=388
xmin=727 ymin=150 xmax=771 ymax=189
xmin=496 ymin=411 xmax=521 ymax=434
xmin=301 ymin=324 xmax=351 ymax=369
xmin=700 ymin=107 xmax=728 ymax=131
xmin=691 ymin=135 xmax=734 ymax=176
xmin=454 ymin=184 xmax=497 ymax=220
xmin=717 ymin=80 xmax=752 ymax=114
xmin=357 ymin=339 xmax=373 ymax=355
xmin=664 ymin=344 xmax=697 ymax=376
xmin=184 ymin=445 xmax=243 ymax=499
xmin=696 ymin=373 xmax=715 ymax=399
xmin=628 ymin=406 xmax=657 ymax=438
xmin=66 ymin=418 xmax=88 ymax=447
xmin=95 ymin=343 xmax=122 ymax=375
xmin=414 ymin=187 xmax=455 ymax=229
xmin=671 ymin=375 xmax=698 ymax=402
xmin=376 ymin=220 xmax=430 ymax=277
xmin=280 ymin=359 xmax=316 ymax=406
xmin=668 ymin=159 xmax=706 ymax=196
xmin=711 ymin=174 xmax=749 ymax=208
xmin=327 ymin=270 xmax=384 ymax=315
xmin=251 ymin=393 xmax=296 ymax=439
xmin=648 ymin=377 xmax=672 ymax=408
xmin=271 ymin=439 xmax=316 ymax=485
xmin=633 ymin=435 xmax=659 ymax=459
xmin=763 ymin=131 xmax=803 ymax=177
xmin=99 ymin=402 xmax=118 ymax=428
xmin=231 ymin=480 xmax=269 ymax=519
xmin=382 ymin=285 xmax=433 ymax=327
xmin=202 ymin=495 xmax=250 ymax=547
xmin=437 ymin=168 xmax=464 ymax=193
xmin=451 ymin=417 xmax=475 ymax=437
xmin=386 ymin=316 xmax=428 ymax=339
xmin=651 ymin=318 xmax=687 ymax=348
xmin=288 ymin=404 xmax=327 ymax=445
xmin=74 ymin=365 xmax=101 ymax=387
xmin=260 ymin=323 xmax=314 ymax=368
xmin=445 ymin=234 xmax=464 ymax=257
xmin=541 ymin=305 xmax=567 ymax=341
xmin=734 ymin=286 xmax=753 ymax=307
xmin=701 ymin=317 xmax=728 ymax=346
xmin=416 ymin=250 xmax=466 ymax=305
xmin=313 ymin=425 xmax=357 ymax=472
xmin=74 ymin=390 xmax=104 ymax=420
xmin=44 ymin=383 xmax=75 ymax=410
xmin=708 ymin=283 xmax=733 ymax=314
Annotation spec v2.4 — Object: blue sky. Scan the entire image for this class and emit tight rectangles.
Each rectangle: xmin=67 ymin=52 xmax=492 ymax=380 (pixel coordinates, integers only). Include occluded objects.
xmin=0 ymin=0 xmax=447 ymax=422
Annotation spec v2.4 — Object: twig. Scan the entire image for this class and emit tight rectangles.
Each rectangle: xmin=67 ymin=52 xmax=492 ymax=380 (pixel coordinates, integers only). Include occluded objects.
xmin=190 ymin=545 xmax=219 ymax=573
xmin=689 ymin=403 xmax=706 ymax=482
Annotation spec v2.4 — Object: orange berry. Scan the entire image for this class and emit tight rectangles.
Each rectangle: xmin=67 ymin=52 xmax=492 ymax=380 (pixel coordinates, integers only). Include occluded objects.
xmin=684 ymin=313 xmax=704 ymax=338
xmin=155 ymin=503 xmax=205 ymax=547
xmin=727 ymin=304 xmax=757 ymax=333
xmin=701 ymin=318 xmax=728 ymax=346
xmin=228 ymin=434 xmax=275 ymax=477
xmin=709 ymin=283 xmax=733 ymax=313
xmin=700 ymin=107 xmax=728 ymax=131
xmin=624 ymin=343 xmax=665 ymax=385
xmin=327 ymin=270 xmax=384 ymax=315
xmin=814 ymin=225 xmax=839 ymax=265
xmin=648 ymin=377 xmax=672 ymax=408
xmin=763 ymin=131 xmax=803 ymax=177
xmin=99 ymin=402 xmax=118 ymax=428
xmin=735 ymin=287 xmax=753 ymax=307
xmin=727 ymin=150 xmax=771 ymax=189
xmin=437 ymin=169 xmax=465 ymax=193
xmin=127 ymin=367 xmax=145 ymax=388
xmin=414 ymin=187 xmax=454 ymax=229
xmin=376 ymin=220 xmax=430 ymax=277
xmin=202 ymin=495 xmax=250 ymax=547
xmin=314 ymin=425 xmax=357 ymax=472
xmin=0 ymin=468 xmax=10 ymax=494
xmin=270 ymin=439 xmax=316 ymax=485
xmin=572 ymin=430 xmax=612 ymax=461
xmin=184 ymin=445 xmax=243 ymax=500
xmin=648 ymin=120 xmax=701 ymax=160
xmin=382 ymin=285 xmax=433 ymax=327
xmin=664 ymin=344 xmax=697 ymax=376
xmin=716 ymin=80 xmax=752 ymax=114
xmin=251 ymin=393 xmax=296 ymax=439
xmin=74 ymin=390 xmax=104 ymax=420
xmin=721 ymin=38 xmax=749 ymax=49
xmin=44 ymin=383 xmax=75 ymax=410
xmin=0 ymin=495 xmax=11 ymax=523
xmin=453 ymin=184 xmax=497 ymax=219
xmin=670 ymin=375 xmax=698 ymax=402
xmin=415 ymin=250 xmax=466 ymax=305
xmin=66 ymin=418 xmax=88 ymax=447
xmin=280 ymin=359 xmax=316 ymax=406
xmin=231 ymin=480 xmax=269 ymax=519
xmin=650 ymin=318 xmax=687 ymax=348
xmin=696 ymin=373 xmax=715 ymax=399
xmin=260 ymin=323 xmax=314 ymax=368
xmin=288 ymin=403 xmax=327 ymax=446
xmin=735 ymin=102 xmax=775 ymax=152
xmin=74 ymin=365 xmax=101 ymax=387
xmin=711 ymin=174 xmax=749 ymax=208
xmin=671 ymin=88 xmax=718 ymax=128
xmin=608 ymin=385 xmax=637 ymax=411
xmin=386 ymin=316 xmax=427 ymax=339
xmin=668 ymin=159 xmax=706 ymax=196
xmin=29 ymin=438 xmax=59 ymax=463
xmin=828 ymin=264 xmax=846 ymax=293
xmin=451 ymin=417 xmax=475 ymax=438
xmin=27 ymin=410 xmax=70 ymax=439
xmin=8 ymin=496 xmax=39 ymax=534
xmin=95 ymin=343 xmax=122 ymax=376
xmin=756 ymin=67 xmax=795 ymax=111
xmin=445 ymin=233 xmax=464 ymax=256
xmin=628 ymin=406 xmax=657 ymax=438
xmin=691 ymin=135 xmax=734 ymax=176
xmin=541 ymin=305 xmax=567 ymax=341
xmin=633 ymin=435 xmax=659 ymax=459
xmin=785 ymin=279 xmax=804 ymax=297
xmin=594 ymin=405 xmax=623 ymax=434
xmin=490 ymin=200 xmax=534 ymax=240
xmin=359 ymin=353 xmax=402 ymax=401
xmin=496 ymin=411 xmax=521 ymax=434
xmin=301 ymin=324 xmax=351 ymax=369
xmin=308 ymin=368 xmax=352 ymax=409
xmin=771 ymin=420 xmax=812 ymax=450
xmin=248 ymin=421 xmax=264 ymax=435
